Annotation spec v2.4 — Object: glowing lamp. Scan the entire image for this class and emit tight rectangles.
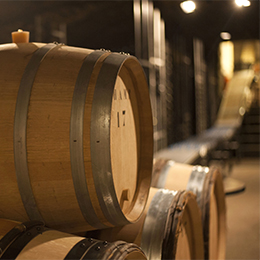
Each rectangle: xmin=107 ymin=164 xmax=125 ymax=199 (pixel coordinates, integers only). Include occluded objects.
xmin=220 ymin=32 xmax=231 ymax=40
xmin=180 ymin=1 xmax=196 ymax=14
xmin=235 ymin=0 xmax=251 ymax=7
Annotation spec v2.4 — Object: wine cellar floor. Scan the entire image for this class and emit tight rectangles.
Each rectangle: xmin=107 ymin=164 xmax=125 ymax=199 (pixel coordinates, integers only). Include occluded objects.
xmin=225 ymin=157 xmax=259 ymax=260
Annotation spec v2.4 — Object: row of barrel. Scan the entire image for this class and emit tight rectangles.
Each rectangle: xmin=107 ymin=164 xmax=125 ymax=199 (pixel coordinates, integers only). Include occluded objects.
xmin=85 ymin=160 xmax=226 ymax=260
xmin=0 ymin=161 xmax=225 ymax=260
xmin=0 ymin=41 xmax=225 ymax=259
xmin=0 ymin=160 xmax=226 ymax=260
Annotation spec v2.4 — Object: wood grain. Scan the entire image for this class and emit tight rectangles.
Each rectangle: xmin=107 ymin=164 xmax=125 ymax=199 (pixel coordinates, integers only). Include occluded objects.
xmin=153 ymin=160 xmax=226 ymax=260
xmin=86 ymin=188 xmax=204 ymax=260
xmin=0 ymin=43 xmax=153 ymax=233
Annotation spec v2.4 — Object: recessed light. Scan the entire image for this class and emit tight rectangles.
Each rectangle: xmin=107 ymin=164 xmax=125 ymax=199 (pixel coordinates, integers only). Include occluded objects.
xmin=235 ymin=0 xmax=251 ymax=7
xmin=220 ymin=32 xmax=231 ymax=40
xmin=180 ymin=1 xmax=196 ymax=14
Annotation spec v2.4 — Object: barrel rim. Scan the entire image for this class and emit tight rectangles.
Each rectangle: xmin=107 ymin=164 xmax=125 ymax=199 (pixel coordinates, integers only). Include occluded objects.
xmin=162 ymin=190 xmax=204 ymax=260
xmin=100 ymin=241 xmax=146 ymax=260
xmin=151 ymin=158 xmax=174 ymax=188
xmin=203 ymin=166 xmax=226 ymax=260
xmin=141 ymin=188 xmax=179 ymax=259
xmin=141 ymin=189 xmax=204 ymax=260
xmin=90 ymin=53 xmax=153 ymax=226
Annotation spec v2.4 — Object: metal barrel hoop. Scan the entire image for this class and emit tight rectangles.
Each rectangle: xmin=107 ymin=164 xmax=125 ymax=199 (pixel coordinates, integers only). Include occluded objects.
xmin=186 ymin=165 xmax=209 ymax=209
xmin=0 ymin=221 xmax=46 ymax=259
xmin=70 ymin=50 xmax=110 ymax=229
xmin=64 ymin=238 xmax=100 ymax=260
xmin=141 ymin=189 xmax=179 ymax=260
xmin=162 ymin=190 xmax=185 ymax=260
xmin=201 ymin=166 xmax=218 ymax=259
xmin=82 ymin=240 xmax=113 ymax=260
xmin=156 ymin=160 xmax=175 ymax=189
xmin=13 ymin=43 xmax=58 ymax=222
xmin=90 ymin=53 xmax=132 ymax=226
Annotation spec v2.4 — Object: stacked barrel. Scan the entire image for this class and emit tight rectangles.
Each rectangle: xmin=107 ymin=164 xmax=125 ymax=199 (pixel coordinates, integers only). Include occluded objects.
xmin=0 ymin=40 xmax=226 ymax=259
xmin=152 ymin=159 xmax=226 ymax=259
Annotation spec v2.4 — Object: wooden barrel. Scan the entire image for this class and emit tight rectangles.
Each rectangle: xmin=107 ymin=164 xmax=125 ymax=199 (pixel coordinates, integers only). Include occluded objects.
xmin=0 ymin=219 xmax=146 ymax=260
xmin=152 ymin=159 xmax=226 ymax=260
xmin=86 ymin=187 xmax=204 ymax=260
xmin=0 ymin=42 xmax=153 ymax=233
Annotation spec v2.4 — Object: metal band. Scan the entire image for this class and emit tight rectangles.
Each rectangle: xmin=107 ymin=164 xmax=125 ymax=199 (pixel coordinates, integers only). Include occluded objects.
xmin=0 ymin=221 xmax=44 ymax=257
xmin=200 ymin=167 xmax=216 ymax=260
xmin=151 ymin=158 xmax=170 ymax=188
xmin=90 ymin=53 xmax=130 ymax=226
xmin=0 ymin=224 xmax=26 ymax=256
xmin=83 ymin=240 xmax=138 ymax=260
xmin=70 ymin=50 xmax=108 ymax=229
xmin=162 ymin=191 xmax=187 ymax=260
xmin=0 ymin=221 xmax=46 ymax=259
xmin=13 ymin=43 xmax=58 ymax=222
xmin=141 ymin=189 xmax=178 ymax=260
xmin=82 ymin=240 xmax=109 ymax=260
xmin=186 ymin=165 xmax=209 ymax=209
xmin=108 ymin=242 xmax=144 ymax=260
xmin=156 ymin=160 xmax=175 ymax=188
xmin=64 ymin=238 xmax=99 ymax=260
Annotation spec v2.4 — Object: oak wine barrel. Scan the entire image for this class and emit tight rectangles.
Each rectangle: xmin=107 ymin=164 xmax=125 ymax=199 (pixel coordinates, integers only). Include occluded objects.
xmin=86 ymin=187 xmax=204 ymax=260
xmin=152 ymin=159 xmax=226 ymax=260
xmin=0 ymin=219 xmax=146 ymax=260
xmin=0 ymin=42 xmax=153 ymax=233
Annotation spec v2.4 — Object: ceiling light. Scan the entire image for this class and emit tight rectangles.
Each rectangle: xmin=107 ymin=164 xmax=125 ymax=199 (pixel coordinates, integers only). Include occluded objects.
xmin=243 ymin=0 xmax=251 ymax=6
xmin=180 ymin=1 xmax=196 ymax=14
xmin=235 ymin=0 xmax=251 ymax=7
xmin=220 ymin=32 xmax=231 ymax=40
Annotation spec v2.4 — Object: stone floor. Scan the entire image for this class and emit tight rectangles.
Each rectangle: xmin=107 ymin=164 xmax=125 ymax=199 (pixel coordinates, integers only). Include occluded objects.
xmin=225 ymin=157 xmax=259 ymax=260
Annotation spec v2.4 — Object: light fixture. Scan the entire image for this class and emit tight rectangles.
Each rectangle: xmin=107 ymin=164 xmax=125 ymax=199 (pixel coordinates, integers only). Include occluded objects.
xmin=235 ymin=0 xmax=251 ymax=7
xmin=180 ymin=1 xmax=196 ymax=14
xmin=220 ymin=32 xmax=231 ymax=40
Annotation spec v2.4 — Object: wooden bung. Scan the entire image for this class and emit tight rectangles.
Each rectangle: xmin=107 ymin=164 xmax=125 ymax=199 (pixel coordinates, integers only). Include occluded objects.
xmin=85 ymin=187 xmax=205 ymax=260
xmin=0 ymin=42 xmax=153 ymax=233
xmin=11 ymin=29 xmax=30 ymax=43
xmin=0 ymin=219 xmax=147 ymax=260
xmin=152 ymin=159 xmax=226 ymax=260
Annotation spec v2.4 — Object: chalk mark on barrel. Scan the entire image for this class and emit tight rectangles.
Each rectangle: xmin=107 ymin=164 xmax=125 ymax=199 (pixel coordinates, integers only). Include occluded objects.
xmin=122 ymin=110 xmax=126 ymax=126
